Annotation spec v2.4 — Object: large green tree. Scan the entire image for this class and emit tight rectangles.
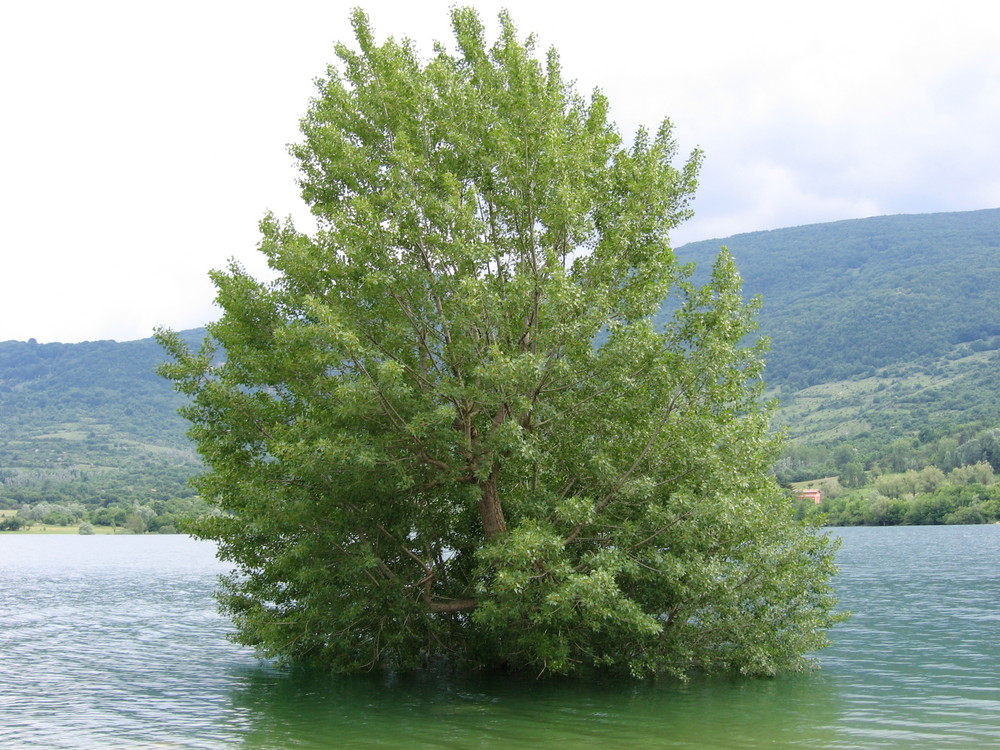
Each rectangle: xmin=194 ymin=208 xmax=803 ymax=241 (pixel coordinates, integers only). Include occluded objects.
xmin=158 ymin=7 xmax=840 ymax=678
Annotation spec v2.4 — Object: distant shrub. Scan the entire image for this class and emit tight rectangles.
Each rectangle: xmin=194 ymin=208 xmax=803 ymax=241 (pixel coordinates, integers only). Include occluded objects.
xmin=944 ymin=506 xmax=985 ymax=525
xmin=0 ymin=516 xmax=27 ymax=531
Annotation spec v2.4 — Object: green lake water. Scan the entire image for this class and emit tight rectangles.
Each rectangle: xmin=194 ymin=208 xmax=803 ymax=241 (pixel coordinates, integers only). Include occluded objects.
xmin=1 ymin=525 xmax=998 ymax=748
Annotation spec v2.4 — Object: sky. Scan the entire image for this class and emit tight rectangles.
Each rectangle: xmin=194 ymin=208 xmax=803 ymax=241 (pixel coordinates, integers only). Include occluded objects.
xmin=3 ymin=0 xmax=999 ymax=344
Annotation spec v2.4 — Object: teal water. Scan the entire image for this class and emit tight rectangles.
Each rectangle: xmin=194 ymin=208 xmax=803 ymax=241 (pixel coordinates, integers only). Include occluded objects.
xmin=1 ymin=526 xmax=998 ymax=748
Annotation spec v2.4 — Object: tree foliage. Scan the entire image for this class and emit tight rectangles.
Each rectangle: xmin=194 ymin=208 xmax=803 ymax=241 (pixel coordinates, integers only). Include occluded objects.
xmin=158 ymin=7 xmax=840 ymax=678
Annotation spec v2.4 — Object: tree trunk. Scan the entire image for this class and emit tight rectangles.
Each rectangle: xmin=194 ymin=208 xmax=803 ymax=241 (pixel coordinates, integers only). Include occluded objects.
xmin=478 ymin=466 xmax=507 ymax=540
xmin=426 ymin=597 xmax=478 ymax=613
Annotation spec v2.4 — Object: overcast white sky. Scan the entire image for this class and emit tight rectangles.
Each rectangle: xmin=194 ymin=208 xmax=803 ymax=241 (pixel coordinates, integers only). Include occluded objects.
xmin=3 ymin=0 xmax=999 ymax=343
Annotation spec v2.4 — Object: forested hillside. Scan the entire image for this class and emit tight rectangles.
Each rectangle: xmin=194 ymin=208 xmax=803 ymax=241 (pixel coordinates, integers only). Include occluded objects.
xmin=2 ymin=209 xmax=998 ymax=530
xmin=675 ymin=208 xmax=1000 ymax=502
xmin=0 ymin=333 xmax=199 ymax=446
xmin=676 ymin=207 xmax=1000 ymax=390
xmin=0 ymin=330 xmax=206 ymax=530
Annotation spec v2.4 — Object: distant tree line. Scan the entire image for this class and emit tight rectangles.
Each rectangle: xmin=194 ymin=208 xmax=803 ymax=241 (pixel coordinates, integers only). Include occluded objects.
xmin=776 ymin=422 xmax=1000 ymax=487
xmin=0 ymin=495 xmax=210 ymax=534
xmin=794 ymin=459 xmax=999 ymax=527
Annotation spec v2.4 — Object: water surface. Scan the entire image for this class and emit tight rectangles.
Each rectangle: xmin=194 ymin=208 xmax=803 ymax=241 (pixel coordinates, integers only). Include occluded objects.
xmin=1 ymin=526 xmax=998 ymax=748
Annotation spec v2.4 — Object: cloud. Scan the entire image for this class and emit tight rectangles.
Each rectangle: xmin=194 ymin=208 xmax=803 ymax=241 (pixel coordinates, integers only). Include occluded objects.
xmin=2 ymin=0 xmax=999 ymax=342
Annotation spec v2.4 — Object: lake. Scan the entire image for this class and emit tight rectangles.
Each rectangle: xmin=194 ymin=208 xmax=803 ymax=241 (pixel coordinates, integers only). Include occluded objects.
xmin=1 ymin=525 xmax=998 ymax=748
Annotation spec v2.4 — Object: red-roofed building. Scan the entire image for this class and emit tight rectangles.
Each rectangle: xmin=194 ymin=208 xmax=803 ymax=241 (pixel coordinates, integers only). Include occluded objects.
xmin=796 ymin=489 xmax=822 ymax=504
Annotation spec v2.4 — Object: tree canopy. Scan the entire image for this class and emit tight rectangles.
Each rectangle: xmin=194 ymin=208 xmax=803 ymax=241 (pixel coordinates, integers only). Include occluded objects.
xmin=158 ymin=7 xmax=841 ymax=678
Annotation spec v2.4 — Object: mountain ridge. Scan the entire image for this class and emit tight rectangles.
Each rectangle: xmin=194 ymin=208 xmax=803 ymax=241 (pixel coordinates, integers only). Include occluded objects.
xmin=675 ymin=206 xmax=1000 ymax=389
xmin=2 ymin=208 xmax=998 ymax=520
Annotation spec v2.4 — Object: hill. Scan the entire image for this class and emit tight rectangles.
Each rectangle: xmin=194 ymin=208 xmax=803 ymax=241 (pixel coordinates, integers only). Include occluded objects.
xmin=675 ymin=207 xmax=1000 ymax=391
xmin=0 ymin=330 xmax=207 ymax=529
xmin=672 ymin=208 xmax=1000 ymax=486
xmin=1 ymin=208 xmax=998 ymax=527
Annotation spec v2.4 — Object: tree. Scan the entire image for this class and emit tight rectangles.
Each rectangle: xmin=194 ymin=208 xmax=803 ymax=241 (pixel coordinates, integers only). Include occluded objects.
xmin=157 ymin=7 xmax=841 ymax=678
xmin=0 ymin=515 xmax=27 ymax=531
xmin=840 ymin=461 xmax=867 ymax=489
xmin=917 ymin=465 xmax=946 ymax=494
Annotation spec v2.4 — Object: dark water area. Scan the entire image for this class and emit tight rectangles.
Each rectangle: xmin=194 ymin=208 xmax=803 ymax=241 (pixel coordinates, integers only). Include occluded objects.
xmin=1 ymin=526 xmax=998 ymax=748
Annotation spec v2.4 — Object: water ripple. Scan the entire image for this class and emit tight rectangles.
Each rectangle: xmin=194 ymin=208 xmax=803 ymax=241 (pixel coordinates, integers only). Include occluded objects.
xmin=1 ymin=527 xmax=998 ymax=748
